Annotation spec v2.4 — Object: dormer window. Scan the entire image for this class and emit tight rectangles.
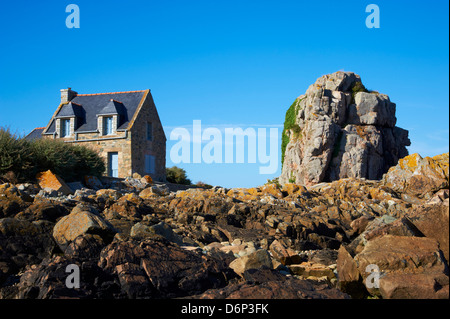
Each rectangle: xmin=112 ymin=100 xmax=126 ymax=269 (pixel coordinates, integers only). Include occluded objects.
xmin=98 ymin=99 xmax=124 ymax=136
xmin=55 ymin=101 xmax=83 ymax=138
xmin=103 ymin=116 xmax=113 ymax=135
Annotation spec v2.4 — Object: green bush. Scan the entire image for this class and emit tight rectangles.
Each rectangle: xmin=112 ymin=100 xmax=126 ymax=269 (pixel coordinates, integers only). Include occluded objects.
xmin=0 ymin=127 xmax=105 ymax=183
xmin=265 ymin=177 xmax=281 ymax=188
xmin=28 ymin=139 xmax=105 ymax=182
xmin=71 ymin=144 xmax=106 ymax=179
xmin=166 ymin=166 xmax=192 ymax=185
xmin=0 ymin=128 xmax=33 ymax=181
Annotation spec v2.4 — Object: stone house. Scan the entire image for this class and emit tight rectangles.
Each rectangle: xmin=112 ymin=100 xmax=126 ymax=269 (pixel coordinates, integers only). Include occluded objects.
xmin=26 ymin=88 xmax=166 ymax=181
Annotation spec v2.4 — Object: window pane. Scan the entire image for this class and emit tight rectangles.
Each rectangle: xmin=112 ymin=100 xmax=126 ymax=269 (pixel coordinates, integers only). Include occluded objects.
xmin=62 ymin=119 xmax=70 ymax=137
xmin=104 ymin=117 xmax=113 ymax=135
xmin=147 ymin=122 xmax=152 ymax=140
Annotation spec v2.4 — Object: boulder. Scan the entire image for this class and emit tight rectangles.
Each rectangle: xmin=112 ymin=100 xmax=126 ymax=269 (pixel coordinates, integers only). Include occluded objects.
xmin=269 ymin=239 xmax=302 ymax=265
xmin=64 ymin=234 xmax=106 ymax=260
xmin=350 ymin=215 xmax=374 ymax=235
xmin=141 ymin=175 xmax=153 ymax=184
xmin=84 ymin=175 xmax=103 ymax=190
xmin=288 ymin=261 xmax=336 ymax=280
xmin=106 ymin=195 xmax=150 ymax=221
xmin=96 ymin=188 xmax=122 ymax=199
xmin=123 ymin=175 xmax=154 ymax=191
xmin=129 ymin=222 xmax=157 ymax=239
xmin=379 ymin=272 xmax=449 ymax=299
xmin=280 ymin=71 xmax=410 ymax=186
xmin=336 ymin=245 xmax=365 ymax=297
xmin=130 ymin=221 xmax=184 ymax=246
xmin=139 ymin=185 xmax=170 ymax=198
xmin=21 ymin=200 xmax=68 ymax=222
xmin=354 ymin=235 xmax=448 ymax=298
xmin=98 ymin=238 xmax=233 ymax=298
xmin=307 ymin=248 xmax=338 ymax=266
xmin=36 ymin=170 xmax=73 ymax=195
xmin=406 ymin=202 xmax=449 ymax=262
xmin=383 ymin=153 xmax=449 ymax=199
xmin=16 ymin=255 xmax=117 ymax=299
xmin=52 ymin=209 xmax=116 ymax=250
xmin=96 ymin=189 xmax=123 ymax=207
xmin=229 ymin=249 xmax=273 ymax=276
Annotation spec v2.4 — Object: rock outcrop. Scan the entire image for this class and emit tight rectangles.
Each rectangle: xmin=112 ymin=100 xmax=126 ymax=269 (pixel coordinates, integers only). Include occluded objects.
xmin=383 ymin=152 xmax=449 ymax=200
xmin=280 ymin=71 xmax=410 ymax=186
xmin=0 ymin=152 xmax=448 ymax=299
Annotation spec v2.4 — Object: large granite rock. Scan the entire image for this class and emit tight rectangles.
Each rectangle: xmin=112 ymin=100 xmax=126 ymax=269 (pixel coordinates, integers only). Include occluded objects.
xmin=98 ymin=238 xmax=233 ymax=298
xmin=280 ymin=71 xmax=410 ymax=186
xmin=383 ymin=152 xmax=449 ymax=199
xmin=53 ymin=207 xmax=116 ymax=251
xmin=337 ymin=234 xmax=449 ymax=299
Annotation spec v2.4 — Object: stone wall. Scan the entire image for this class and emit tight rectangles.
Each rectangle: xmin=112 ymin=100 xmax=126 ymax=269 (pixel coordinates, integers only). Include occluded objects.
xmin=130 ymin=92 xmax=167 ymax=181
xmin=45 ymin=131 xmax=132 ymax=178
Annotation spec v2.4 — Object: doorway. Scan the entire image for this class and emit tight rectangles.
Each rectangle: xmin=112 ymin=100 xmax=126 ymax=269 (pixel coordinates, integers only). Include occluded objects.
xmin=108 ymin=152 xmax=119 ymax=177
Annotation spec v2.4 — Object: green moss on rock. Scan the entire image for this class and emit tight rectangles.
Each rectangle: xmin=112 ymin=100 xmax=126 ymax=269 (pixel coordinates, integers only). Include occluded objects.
xmin=281 ymin=98 xmax=302 ymax=166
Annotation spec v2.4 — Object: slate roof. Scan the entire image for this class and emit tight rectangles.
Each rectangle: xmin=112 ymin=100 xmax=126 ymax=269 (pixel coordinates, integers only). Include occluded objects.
xmin=45 ymin=90 xmax=146 ymax=134
xmin=55 ymin=102 xmax=84 ymax=118
xmin=98 ymin=99 xmax=126 ymax=116
xmin=25 ymin=127 xmax=45 ymax=141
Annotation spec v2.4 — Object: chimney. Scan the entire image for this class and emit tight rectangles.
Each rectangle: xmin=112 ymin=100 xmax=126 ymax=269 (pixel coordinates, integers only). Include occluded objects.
xmin=60 ymin=87 xmax=77 ymax=103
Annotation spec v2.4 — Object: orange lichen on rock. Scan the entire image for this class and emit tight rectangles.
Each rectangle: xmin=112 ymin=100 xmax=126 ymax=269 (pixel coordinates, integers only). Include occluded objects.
xmin=398 ymin=153 xmax=422 ymax=171
xmin=36 ymin=170 xmax=73 ymax=195
xmin=383 ymin=152 xmax=449 ymax=199
xmin=142 ymin=175 xmax=153 ymax=185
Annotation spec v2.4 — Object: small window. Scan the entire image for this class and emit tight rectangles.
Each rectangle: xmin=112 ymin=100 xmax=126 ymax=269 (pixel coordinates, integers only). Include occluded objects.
xmin=104 ymin=117 xmax=113 ymax=135
xmin=61 ymin=119 xmax=70 ymax=137
xmin=147 ymin=122 xmax=153 ymax=141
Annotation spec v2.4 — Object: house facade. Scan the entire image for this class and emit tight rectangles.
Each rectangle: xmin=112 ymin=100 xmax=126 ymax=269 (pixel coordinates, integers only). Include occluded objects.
xmin=27 ymin=88 xmax=166 ymax=181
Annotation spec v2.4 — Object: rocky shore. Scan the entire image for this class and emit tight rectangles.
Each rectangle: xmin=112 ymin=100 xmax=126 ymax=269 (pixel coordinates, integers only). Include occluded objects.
xmin=0 ymin=152 xmax=448 ymax=299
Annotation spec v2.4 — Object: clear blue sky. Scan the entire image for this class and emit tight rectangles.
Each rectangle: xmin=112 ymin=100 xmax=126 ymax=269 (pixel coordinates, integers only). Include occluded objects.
xmin=0 ymin=0 xmax=448 ymax=188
